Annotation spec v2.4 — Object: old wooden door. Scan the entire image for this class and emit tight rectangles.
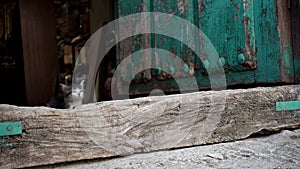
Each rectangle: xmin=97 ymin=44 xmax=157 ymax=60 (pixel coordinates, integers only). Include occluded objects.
xmin=115 ymin=0 xmax=294 ymax=95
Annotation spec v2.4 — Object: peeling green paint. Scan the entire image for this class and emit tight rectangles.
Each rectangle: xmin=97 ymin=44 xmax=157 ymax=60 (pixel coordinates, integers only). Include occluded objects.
xmin=199 ymin=0 xmax=256 ymax=73
xmin=244 ymin=0 xmax=255 ymax=49
xmin=0 ymin=139 xmax=22 ymax=150
xmin=282 ymin=44 xmax=294 ymax=78
xmin=254 ymin=0 xmax=281 ymax=83
xmin=117 ymin=0 xmax=294 ymax=94
xmin=294 ymin=113 xmax=298 ymax=119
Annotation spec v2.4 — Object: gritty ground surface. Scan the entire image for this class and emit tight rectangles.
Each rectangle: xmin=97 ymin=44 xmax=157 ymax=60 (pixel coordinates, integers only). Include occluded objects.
xmin=48 ymin=129 xmax=300 ymax=169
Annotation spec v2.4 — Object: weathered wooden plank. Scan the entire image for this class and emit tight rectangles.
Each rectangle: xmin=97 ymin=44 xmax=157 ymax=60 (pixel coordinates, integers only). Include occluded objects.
xmin=276 ymin=0 xmax=294 ymax=82
xmin=1 ymin=85 xmax=300 ymax=168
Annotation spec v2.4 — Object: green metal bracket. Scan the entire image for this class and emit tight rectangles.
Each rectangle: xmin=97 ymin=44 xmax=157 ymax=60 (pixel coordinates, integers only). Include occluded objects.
xmin=276 ymin=90 xmax=300 ymax=112
xmin=276 ymin=101 xmax=300 ymax=111
xmin=0 ymin=121 xmax=22 ymax=137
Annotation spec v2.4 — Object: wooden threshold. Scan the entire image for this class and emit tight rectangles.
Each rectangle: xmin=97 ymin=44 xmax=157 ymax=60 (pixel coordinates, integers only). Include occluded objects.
xmin=0 ymin=85 xmax=300 ymax=168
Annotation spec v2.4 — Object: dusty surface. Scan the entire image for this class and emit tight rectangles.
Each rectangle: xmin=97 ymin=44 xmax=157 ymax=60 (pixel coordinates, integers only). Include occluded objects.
xmin=48 ymin=129 xmax=300 ymax=169
xmin=1 ymin=85 xmax=300 ymax=168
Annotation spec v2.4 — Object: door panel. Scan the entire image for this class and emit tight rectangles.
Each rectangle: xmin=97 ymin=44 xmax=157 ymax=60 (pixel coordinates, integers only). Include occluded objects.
xmin=115 ymin=0 xmax=294 ymax=95
xmin=153 ymin=0 xmax=198 ymax=80
xmin=199 ymin=0 xmax=256 ymax=72
xmin=116 ymin=0 xmax=152 ymax=84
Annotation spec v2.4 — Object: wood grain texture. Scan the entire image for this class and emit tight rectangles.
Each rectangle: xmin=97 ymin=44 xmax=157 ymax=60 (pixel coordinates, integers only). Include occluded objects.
xmin=1 ymin=85 xmax=300 ymax=168
xmin=115 ymin=0 xmax=294 ymax=97
xmin=19 ymin=0 xmax=58 ymax=106
xmin=276 ymin=0 xmax=294 ymax=82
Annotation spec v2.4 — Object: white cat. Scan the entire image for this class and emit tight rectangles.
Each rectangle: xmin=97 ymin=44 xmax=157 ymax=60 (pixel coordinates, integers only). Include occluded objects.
xmin=70 ymin=80 xmax=85 ymax=108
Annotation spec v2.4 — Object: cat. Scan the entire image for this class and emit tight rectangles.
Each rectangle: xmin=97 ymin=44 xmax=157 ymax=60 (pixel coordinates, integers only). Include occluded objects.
xmin=47 ymin=83 xmax=72 ymax=109
xmin=71 ymin=79 xmax=85 ymax=108
xmin=47 ymin=76 xmax=84 ymax=109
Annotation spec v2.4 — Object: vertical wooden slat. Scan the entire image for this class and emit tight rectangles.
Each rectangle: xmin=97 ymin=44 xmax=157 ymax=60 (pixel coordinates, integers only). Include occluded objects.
xmin=291 ymin=0 xmax=300 ymax=83
xmin=117 ymin=0 xmax=147 ymax=84
xmin=276 ymin=0 xmax=294 ymax=82
xmin=19 ymin=0 xmax=58 ymax=106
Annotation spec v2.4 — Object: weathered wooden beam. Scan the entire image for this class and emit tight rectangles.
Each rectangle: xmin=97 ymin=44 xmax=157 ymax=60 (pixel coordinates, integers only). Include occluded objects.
xmin=1 ymin=85 xmax=300 ymax=168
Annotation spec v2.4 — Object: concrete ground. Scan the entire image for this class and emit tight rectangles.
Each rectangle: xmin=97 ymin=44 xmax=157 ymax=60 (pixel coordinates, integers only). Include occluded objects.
xmin=47 ymin=129 xmax=300 ymax=169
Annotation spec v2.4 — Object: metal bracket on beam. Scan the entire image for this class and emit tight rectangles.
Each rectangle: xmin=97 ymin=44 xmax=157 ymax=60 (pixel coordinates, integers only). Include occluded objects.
xmin=276 ymin=90 xmax=300 ymax=112
xmin=276 ymin=101 xmax=300 ymax=111
xmin=0 ymin=121 xmax=22 ymax=137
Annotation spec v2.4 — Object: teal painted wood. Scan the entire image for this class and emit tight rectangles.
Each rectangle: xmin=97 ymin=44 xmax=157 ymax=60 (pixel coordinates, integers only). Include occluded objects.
xmin=0 ymin=121 xmax=22 ymax=137
xmin=252 ymin=0 xmax=278 ymax=83
xmin=153 ymin=0 xmax=197 ymax=78
xmin=276 ymin=101 xmax=300 ymax=111
xmin=116 ymin=0 xmax=295 ymax=95
xmin=199 ymin=0 xmax=256 ymax=72
xmin=117 ymin=0 xmax=151 ymax=82
xmin=0 ymin=138 xmax=22 ymax=150
xmin=254 ymin=1 xmax=294 ymax=83
xmin=197 ymin=0 xmax=257 ymax=87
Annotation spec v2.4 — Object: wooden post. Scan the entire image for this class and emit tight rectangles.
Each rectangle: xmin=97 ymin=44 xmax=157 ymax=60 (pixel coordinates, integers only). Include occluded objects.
xmin=19 ymin=0 xmax=58 ymax=106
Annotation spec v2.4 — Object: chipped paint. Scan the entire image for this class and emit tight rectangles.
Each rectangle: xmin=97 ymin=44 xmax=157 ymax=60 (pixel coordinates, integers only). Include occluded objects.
xmin=276 ymin=1 xmax=294 ymax=82
xmin=177 ymin=0 xmax=185 ymax=15
xmin=116 ymin=0 xmax=295 ymax=95
xmin=243 ymin=0 xmax=255 ymax=54
xmin=230 ymin=0 xmax=240 ymax=11
xmin=283 ymin=44 xmax=293 ymax=74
